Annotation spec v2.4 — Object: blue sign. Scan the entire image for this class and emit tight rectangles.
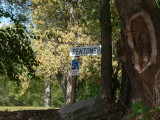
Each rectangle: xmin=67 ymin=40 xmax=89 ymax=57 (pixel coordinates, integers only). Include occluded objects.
xmin=71 ymin=57 xmax=80 ymax=76
xmin=71 ymin=60 xmax=80 ymax=70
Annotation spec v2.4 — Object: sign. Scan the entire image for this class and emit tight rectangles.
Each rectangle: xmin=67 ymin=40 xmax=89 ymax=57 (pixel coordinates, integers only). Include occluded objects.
xmin=70 ymin=45 xmax=101 ymax=56
xmin=70 ymin=57 xmax=80 ymax=76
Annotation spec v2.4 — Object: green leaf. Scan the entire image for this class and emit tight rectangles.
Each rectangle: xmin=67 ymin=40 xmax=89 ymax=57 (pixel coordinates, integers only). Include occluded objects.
xmin=149 ymin=109 xmax=154 ymax=113
xmin=157 ymin=106 xmax=160 ymax=110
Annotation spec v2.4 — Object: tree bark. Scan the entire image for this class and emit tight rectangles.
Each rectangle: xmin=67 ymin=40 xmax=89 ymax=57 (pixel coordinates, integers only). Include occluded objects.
xmin=65 ymin=71 xmax=77 ymax=105
xmin=100 ymin=0 xmax=112 ymax=104
xmin=65 ymin=0 xmax=77 ymax=105
xmin=117 ymin=66 xmax=131 ymax=118
xmin=44 ymin=80 xmax=51 ymax=107
xmin=115 ymin=0 xmax=160 ymax=119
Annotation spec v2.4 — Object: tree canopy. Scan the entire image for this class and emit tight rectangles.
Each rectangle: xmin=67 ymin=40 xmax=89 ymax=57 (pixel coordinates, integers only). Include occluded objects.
xmin=0 ymin=0 xmax=38 ymax=83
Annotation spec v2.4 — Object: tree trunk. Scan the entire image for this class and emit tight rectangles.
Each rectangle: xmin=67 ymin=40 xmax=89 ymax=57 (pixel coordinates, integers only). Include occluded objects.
xmin=70 ymin=0 xmax=75 ymax=26
xmin=44 ymin=80 xmax=51 ymax=107
xmin=65 ymin=0 xmax=77 ymax=105
xmin=56 ymin=71 xmax=66 ymax=99
xmin=115 ymin=0 xmax=160 ymax=119
xmin=100 ymin=0 xmax=112 ymax=104
xmin=117 ymin=66 xmax=131 ymax=118
xmin=65 ymin=71 xmax=77 ymax=105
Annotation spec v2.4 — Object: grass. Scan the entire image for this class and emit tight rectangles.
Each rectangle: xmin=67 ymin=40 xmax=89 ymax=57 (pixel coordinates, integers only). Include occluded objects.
xmin=0 ymin=106 xmax=54 ymax=111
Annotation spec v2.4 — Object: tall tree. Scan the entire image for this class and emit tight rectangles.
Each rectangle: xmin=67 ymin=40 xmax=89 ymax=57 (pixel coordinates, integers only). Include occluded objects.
xmin=100 ymin=0 xmax=112 ymax=104
xmin=30 ymin=0 xmax=101 ymax=105
xmin=0 ymin=0 xmax=37 ymax=83
xmin=115 ymin=0 xmax=160 ymax=119
xmin=65 ymin=0 xmax=77 ymax=105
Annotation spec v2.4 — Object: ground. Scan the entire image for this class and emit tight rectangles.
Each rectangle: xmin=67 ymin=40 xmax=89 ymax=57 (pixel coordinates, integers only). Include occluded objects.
xmin=0 ymin=109 xmax=59 ymax=120
xmin=0 ymin=109 xmax=118 ymax=120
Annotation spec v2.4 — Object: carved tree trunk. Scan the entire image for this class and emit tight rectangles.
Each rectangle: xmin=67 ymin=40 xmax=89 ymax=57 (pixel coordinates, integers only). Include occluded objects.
xmin=115 ymin=0 xmax=160 ymax=119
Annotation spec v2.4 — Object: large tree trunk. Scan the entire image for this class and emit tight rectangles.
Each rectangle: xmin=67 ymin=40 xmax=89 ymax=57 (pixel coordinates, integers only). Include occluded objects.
xmin=115 ymin=0 xmax=160 ymax=119
xmin=100 ymin=0 xmax=112 ymax=104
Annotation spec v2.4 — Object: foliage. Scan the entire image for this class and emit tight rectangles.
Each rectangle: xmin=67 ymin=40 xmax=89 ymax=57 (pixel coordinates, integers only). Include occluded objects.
xmin=30 ymin=0 xmax=101 ymax=101
xmin=0 ymin=0 xmax=121 ymax=107
xmin=0 ymin=73 xmax=64 ymax=107
xmin=0 ymin=0 xmax=38 ymax=83
xmin=156 ymin=0 xmax=160 ymax=7
xmin=77 ymin=56 xmax=101 ymax=100
xmin=0 ymin=76 xmax=19 ymax=106
xmin=51 ymin=78 xmax=64 ymax=107
xmin=0 ymin=24 xmax=38 ymax=83
xmin=0 ymin=0 xmax=41 ymax=106
xmin=127 ymin=101 xmax=160 ymax=120
xmin=0 ymin=0 xmax=31 ymax=23
xmin=29 ymin=0 xmax=121 ymax=103
xmin=19 ymin=77 xmax=64 ymax=107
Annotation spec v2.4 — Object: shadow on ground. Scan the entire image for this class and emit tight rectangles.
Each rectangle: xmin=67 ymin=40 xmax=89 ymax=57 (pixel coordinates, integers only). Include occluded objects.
xmin=0 ymin=109 xmax=59 ymax=120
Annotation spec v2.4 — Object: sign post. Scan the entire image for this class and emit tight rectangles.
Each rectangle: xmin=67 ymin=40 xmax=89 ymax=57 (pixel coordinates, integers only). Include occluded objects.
xmin=70 ymin=45 xmax=101 ymax=76
xmin=67 ymin=45 xmax=101 ymax=105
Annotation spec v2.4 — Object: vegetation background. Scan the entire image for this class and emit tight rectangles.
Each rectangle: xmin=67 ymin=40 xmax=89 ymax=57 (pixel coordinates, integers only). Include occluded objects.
xmin=0 ymin=0 xmax=160 ymax=119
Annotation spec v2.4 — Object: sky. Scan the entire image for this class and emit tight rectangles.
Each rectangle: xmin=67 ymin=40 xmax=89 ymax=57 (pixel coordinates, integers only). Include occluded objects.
xmin=0 ymin=17 xmax=12 ymax=28
xmin=0 ymin=0 xmax=31 ymax=28
xmin=0 ymin=1 xmax=12 ymax=28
